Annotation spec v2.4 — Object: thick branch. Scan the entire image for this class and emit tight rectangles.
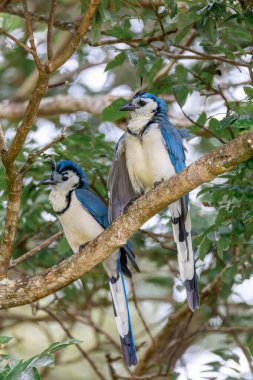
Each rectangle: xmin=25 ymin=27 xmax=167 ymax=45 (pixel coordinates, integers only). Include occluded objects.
xmin=0 ymin=95 xmax=119 ymax=119
xmin=0 ymin=131 xmax=252 ymax=308
xmin=47 ymin=0 xmax=100 ymax=72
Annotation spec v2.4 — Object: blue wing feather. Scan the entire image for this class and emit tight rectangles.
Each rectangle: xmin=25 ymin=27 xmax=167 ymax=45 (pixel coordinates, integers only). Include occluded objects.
xmin=75 ymin=188 xmax=109 ymax=229
xmin=159 ymin=120 xmax=189 ymax=206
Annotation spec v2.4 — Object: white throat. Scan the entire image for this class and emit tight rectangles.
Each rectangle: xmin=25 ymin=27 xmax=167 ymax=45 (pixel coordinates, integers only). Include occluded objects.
xmin=49 ymin=189 xmax=71 ymax=213
xmin=128 ymin=115 xmax=153 ymax=135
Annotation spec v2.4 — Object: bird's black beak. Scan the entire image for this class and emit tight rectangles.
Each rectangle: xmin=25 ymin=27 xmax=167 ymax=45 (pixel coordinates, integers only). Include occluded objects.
xmin=119 ymin=103 xmax=138 ymax=111
xmin=38 ymin=177 xmax=57 ymax=186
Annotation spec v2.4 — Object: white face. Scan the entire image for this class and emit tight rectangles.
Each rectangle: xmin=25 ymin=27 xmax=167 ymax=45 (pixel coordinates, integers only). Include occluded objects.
xmin=131 ymin=97 xmax=158 ymax=118
xmin=53 ymin=170 xmax=80 ymax=192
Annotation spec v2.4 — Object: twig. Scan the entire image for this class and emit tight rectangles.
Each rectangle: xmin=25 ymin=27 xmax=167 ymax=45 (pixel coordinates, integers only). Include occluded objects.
xmin=47 ymin=0 xmax=57 ymax=61
xmin=156 ymin=49 xmax=251 ymax=68
xmin=43 ymin=308 xmax=106 ymax=380
xmin=48 ymin=80 xmax=69 ymax=89
xmin=0 ymin=0 xmax=12 ymax=10
xmin=130 ymin=278 xmax=155 ymax=347
xmin=173 ymin=89 xmax=226 ymax=144
xmin=22 ymin=0 xmax=42 ymax=69
xmin=0 ymin=28 xmax=33 ymax=53
xmin=20 ymin=128 xmax=66 ymax=173
xmin=9 ymin=231 xmax=63 ymax=270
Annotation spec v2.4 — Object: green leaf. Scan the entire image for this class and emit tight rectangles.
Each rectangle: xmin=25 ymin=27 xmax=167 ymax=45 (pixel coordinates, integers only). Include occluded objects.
xmin=248 ymin=340 xmax=253 ymax=356
xmin=198 ymin=237 xmax=211 ymax=260
xmin=173 ymin=85 xmax=188 ymax=106
xmin=244 ymin=86 xmax=253 ymax=99
xmin=101 ymin=98 xmax=127 ymax=121
xmin=106 ymin=27 xmax=133 ymax=39
xmin=223 ymin=265 xmax=237 ymax=284
xmin=216 ymin=237 xmax=230 ymax=260
xmin=32 ymin=368 xmax=42 ymax=380
xmin=91 ymin=9 xmax=102 ymax=43
xmin=105 ymin=51 xmax=126 ymax=72
xmin=244 ymin=10 xmax=253 ymax=27
xmin=164 ymin=0 xmax=178 ymax=18
xmin=209 ymin=118 xmax=220 ymax=131
xmin=175 ymin=24 xmax=192 ymax=44
xmin=0 ymin=336 xmax=12 ymax=345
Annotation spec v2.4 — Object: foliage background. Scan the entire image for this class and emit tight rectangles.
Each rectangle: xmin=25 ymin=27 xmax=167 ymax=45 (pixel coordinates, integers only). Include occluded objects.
xmin=0 ymin=0 xmax=253 ymax=379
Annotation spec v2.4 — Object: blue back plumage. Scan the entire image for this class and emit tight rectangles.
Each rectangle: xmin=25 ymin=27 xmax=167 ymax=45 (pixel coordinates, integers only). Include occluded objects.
xmin=75 ymin=188 xmax=109 ymax=229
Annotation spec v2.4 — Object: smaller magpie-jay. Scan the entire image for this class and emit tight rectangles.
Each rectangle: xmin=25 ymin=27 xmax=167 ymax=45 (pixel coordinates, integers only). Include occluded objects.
xmin=39 ymin=159 xmax=139 ymax=366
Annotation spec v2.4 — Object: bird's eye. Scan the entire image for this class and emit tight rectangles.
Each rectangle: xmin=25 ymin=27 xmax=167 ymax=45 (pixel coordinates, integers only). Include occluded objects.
xmin=138 ymin=100 xmax=146 ymax=107
xmin=62 ymin=175 xmax=68 ymax=181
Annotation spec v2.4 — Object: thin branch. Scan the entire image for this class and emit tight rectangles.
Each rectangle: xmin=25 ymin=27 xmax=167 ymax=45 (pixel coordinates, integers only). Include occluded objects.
xmin=43 ymin=308 xmax=106 ymax=380
xmin=22 ymin=0 xmax=42 ymax=70
xmin=4 ymin=5 xmax=77 ymax=32
xmin=156 ymin=49 xmax=252 ymax=68
xmin=47 ymin=0 xmax=57 ymax=61
xmin=130 ymin=278 xmax=155 ymax=346
xmin=0 ymin=0 xmax=12 ymax=10
xmin=0 ymin=131 xmax=252 ymax=307
xmin=9 ymin=231 xmax=63 ymax=270
xmin=173 ymin=89 xmax=227 ymax=144
xmin=0 ymin=28 xmax=33 ymax=53
xmin=20 ymin=128 xmax=66 ymax=173
xmin=47 ymin=80 xmax=69 ymax=89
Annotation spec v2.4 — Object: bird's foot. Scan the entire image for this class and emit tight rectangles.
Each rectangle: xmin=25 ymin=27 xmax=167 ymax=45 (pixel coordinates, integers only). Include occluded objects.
xmin=123 ymin=196 xmax=140 ymax=213
xmin=79 ymin=241 xmax=90 ymax=252
xmin=154 ymin=178 xmax=165 ymax=188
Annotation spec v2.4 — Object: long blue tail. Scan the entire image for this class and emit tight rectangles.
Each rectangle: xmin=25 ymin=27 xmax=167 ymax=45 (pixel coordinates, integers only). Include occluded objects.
xmin=109 ymin=259 xmax=137 ymax=367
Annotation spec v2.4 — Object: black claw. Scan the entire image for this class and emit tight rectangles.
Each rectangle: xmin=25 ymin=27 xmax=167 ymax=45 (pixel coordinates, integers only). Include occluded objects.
xmin=154 ymin=178 xmax=165 ymax=188
xmin=79 ymin=241 xmax=90 ymax=252
xmin=123 ymin=196 xmax=140 ymax=214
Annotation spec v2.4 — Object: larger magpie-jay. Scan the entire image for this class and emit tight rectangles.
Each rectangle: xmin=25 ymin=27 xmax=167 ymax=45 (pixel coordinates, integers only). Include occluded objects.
xmin=39 ymin=159 xmax=139 ymax=366
xmin=108 ymin=92 xmax=199 ymax=312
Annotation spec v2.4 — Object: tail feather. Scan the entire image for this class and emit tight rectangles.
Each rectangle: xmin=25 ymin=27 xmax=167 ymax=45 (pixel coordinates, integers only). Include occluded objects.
xmin=184 ymin=263 xmax=199 ymax=312
xmin=109 ymin=259 xmax=137 ymax=367
xmin=170 ymin=201 xmax=200 ymax=312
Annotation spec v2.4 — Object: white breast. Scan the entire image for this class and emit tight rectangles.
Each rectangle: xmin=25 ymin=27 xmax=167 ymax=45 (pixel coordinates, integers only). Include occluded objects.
xmin=55 ymin=192 xmax=104 ymax=253
xmin=125 ymin=125 xmax=175 ymax=193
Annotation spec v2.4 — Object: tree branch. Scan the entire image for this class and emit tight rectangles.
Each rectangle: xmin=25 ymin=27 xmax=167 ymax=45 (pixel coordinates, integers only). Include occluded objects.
xmin=0 ymin=94 xmax=120 ymax=119
xmin=3 ymin=72 xmax=49 ymax=165
xmin=22 ymin=0 xmax=42 ymax=70
xmin=0 ymin=131 xmax=252 ymax=307
xmin=9 ymin=231 xmax=63 ymax=270
xmin=20 ymin=128 xmax=66 ymax=174
xmin=0 ymin=28 xmax=33 ymax=53
xmin=47 ymin=0 xmax=57 ymax=61
xmin=47 ymin=0 xmax=100 ymax=72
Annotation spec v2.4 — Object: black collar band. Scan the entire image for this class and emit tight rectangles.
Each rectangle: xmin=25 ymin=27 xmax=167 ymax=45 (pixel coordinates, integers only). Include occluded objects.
xmin=127 ymin=127 xmax=138 ymax=136
xmin=55 ymin=190 xmax=73 ymax=216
